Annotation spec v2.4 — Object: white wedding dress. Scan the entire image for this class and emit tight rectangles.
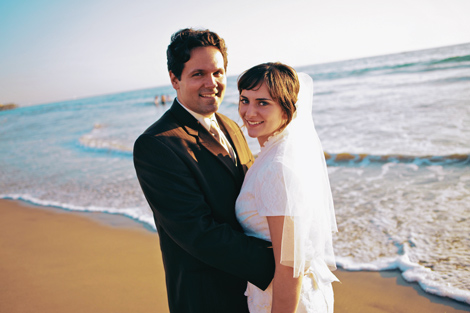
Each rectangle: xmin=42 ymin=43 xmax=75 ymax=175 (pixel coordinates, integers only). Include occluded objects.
xmin=235 ymin=73 xmax=338 ymax=313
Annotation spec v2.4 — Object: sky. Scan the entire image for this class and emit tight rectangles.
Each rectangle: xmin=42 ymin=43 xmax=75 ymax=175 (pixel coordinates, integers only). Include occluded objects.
xmin=1 ymin=0 xmax=470 ymax=106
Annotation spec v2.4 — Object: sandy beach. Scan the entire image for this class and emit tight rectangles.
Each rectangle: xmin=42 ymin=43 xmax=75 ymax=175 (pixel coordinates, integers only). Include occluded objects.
xmin=1 ymin=199 xmax=469 ymax=313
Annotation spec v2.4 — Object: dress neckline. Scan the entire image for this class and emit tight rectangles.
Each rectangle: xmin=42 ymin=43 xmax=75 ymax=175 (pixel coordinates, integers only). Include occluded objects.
xmin=259 ymin=128 xmax=290 ymax=156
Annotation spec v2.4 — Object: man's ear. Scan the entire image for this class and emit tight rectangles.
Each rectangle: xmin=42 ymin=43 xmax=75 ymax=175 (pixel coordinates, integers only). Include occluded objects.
xmin=169 ymin=71 xmax=180 ymax=90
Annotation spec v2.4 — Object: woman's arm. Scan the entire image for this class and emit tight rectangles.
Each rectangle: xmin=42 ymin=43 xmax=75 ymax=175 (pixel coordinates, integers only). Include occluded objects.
xmin=267 ymin=216 xmax=303 ymax=313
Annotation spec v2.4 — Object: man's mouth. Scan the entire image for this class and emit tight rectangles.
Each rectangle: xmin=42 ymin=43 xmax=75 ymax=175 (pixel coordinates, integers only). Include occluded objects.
xmin=200 ymin=92 xmax=218 ymax=98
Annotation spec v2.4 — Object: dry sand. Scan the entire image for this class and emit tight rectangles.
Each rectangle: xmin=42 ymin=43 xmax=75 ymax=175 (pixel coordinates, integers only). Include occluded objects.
xmin=1 ymin=199 xmax=469 ymax=313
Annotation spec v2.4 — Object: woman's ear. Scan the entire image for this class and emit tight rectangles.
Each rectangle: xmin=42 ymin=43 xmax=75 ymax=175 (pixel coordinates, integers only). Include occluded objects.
xmin=279 ymin=111 xmax=290 ymax=131
xmin=282 ymin=111 xmax=288 ymax=124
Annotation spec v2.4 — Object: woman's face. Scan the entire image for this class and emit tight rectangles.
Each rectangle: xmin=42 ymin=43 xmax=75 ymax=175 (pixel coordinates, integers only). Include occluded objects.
xmin=239 ymin=83 xmax=286 ymax=146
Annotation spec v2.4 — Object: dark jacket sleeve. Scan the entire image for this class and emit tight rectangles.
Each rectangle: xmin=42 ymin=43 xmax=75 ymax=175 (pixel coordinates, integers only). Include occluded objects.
xmin=133 ymin=133 xmax=275 ymax=290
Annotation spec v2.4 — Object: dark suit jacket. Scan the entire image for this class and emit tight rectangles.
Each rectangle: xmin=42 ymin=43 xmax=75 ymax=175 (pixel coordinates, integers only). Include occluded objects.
xmin=133 ymin=101 xmax=275 ymax=313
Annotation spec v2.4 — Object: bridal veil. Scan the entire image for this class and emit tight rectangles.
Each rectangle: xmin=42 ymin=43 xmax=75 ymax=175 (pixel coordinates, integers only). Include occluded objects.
xmin=273 ymin=73 xmax=338 ymax=282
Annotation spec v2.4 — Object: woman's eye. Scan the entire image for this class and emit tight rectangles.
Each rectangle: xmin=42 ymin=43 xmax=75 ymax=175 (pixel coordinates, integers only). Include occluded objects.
xmin=259 ymin=101 xmax=268 ymax=106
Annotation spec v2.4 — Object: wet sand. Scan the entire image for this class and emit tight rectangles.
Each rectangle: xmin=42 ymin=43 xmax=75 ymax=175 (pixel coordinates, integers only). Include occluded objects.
xmin=1 ymin=199 xmax=469 ymax=313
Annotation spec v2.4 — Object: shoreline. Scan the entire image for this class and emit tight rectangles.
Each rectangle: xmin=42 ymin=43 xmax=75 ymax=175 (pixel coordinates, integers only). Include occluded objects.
xmin=1 ymin=199 xmax=469 ymax=313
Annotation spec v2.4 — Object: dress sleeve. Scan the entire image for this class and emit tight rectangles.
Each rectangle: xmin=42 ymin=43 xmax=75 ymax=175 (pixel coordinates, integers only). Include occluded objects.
xmin=253 ymin=158 xmax=338 ymax=282
xmin=254 ymin=161 xmax=292 ymax=217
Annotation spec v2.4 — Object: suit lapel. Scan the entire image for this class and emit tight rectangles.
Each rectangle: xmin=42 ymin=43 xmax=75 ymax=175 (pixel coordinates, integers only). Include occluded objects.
xmin=198 ymin=130 xmax=239 ymax=175
xmin=216 ymin=114 xmax=253 ymax=174
xmin=169 ymin=102 xmax=239 ymax=179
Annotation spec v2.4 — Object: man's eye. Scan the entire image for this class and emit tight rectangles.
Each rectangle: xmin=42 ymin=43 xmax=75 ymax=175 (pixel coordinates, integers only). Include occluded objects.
xmin=240 ymin=99 xmax=248 ymax=104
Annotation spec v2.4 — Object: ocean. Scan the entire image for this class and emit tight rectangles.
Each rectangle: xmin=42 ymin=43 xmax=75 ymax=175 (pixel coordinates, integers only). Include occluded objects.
xmin=1 ymin=43 xmax=469 ymax=305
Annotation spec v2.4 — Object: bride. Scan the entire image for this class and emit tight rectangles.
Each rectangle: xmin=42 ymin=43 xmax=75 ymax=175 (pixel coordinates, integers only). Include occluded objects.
xmin=235 ymin=63 xmax=339 ymax=313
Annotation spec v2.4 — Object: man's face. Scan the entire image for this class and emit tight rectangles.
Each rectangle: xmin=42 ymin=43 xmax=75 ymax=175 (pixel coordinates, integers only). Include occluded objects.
xmin=170 ymin=46 xmax=226 ymax=117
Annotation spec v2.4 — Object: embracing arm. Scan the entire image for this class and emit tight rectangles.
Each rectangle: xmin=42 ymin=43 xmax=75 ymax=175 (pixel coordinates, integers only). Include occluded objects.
xmin=267 ymin=216 xmax=303 ymax=313
xmin=133 ymin=134 xmax=274 ymax=289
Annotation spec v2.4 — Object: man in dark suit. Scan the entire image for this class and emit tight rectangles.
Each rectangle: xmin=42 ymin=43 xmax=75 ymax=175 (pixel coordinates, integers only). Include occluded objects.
xmin=133 ymin=28 xmax=275 ymax=313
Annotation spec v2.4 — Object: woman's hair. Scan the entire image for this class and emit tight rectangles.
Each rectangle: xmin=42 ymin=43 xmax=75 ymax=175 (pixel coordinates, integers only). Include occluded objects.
xmin=237 ymin=62 xmax=300 ymax=130
xmin=167 ymin=28 xmax=228 ymax=80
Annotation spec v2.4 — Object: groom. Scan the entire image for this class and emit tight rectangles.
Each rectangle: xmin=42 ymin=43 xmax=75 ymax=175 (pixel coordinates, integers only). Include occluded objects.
xmin=133 ymin=28 xmax=275 ymax=313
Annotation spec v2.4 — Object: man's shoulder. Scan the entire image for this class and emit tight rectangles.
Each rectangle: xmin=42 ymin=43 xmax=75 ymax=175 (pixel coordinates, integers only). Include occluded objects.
xmin=141 ymin=109 xmax=178 ymax=137
xmin=133 ymin=109 xmax=188 ymax=157
xmin=141 ymin=101 xmax=195 ymax=137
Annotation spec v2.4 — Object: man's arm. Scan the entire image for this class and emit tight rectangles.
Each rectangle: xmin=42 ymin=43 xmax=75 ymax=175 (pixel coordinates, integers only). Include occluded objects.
xmin=133 ymin=134 xmax=274 ymax=290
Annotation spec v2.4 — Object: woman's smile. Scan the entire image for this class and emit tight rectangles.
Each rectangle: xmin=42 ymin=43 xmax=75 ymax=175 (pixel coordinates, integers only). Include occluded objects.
xmin=245 ymin=120 xmax=264 ymax=126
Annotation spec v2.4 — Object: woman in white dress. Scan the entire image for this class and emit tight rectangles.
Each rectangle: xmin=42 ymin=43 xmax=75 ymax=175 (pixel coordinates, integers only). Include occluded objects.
xmin=235 ymin=63 xmax=339 ymax=313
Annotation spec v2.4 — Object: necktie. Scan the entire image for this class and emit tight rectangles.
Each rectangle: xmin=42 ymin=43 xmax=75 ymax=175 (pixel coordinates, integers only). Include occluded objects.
xmin=209 ymin=120 xmax=237 ymax=164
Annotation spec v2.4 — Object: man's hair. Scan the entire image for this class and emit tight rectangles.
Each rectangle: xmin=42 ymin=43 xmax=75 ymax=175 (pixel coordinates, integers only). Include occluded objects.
xmin=238 ymin=62 xmax=299 ymax=130
xmin=167 ymin=28 xmax=228 ymax=80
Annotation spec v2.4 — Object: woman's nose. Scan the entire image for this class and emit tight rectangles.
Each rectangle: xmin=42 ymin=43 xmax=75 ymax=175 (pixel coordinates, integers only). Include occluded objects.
xmin=244 ymin=103 xmax=257 ymax=117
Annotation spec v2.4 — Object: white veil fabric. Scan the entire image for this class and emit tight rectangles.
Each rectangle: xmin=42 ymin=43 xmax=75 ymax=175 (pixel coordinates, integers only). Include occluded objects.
xmin=277 ymin=73 xmax=338 ymax=283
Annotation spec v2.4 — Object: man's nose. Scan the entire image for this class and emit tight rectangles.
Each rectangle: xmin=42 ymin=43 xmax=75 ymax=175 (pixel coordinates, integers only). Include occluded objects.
xmin=204 ymin=75 xmax=217 ymax=88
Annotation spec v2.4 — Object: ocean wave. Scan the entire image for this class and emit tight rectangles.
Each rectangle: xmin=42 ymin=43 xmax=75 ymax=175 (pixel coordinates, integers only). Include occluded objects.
xmin=431 ymin=76 xmax=470 ymax=84
xmin=432 ymin=54 xmax=470 ymax=65
xmin=307 ymin=53 xmax=470 ymax=82
xmin=0 ymin=193 xmax=156 ymax=232
xmin=76 ymin=136 xmax=470 ymax=167
xmin=78 ymin=123 xmax=133 ymax=155
xmin=337 ymin=249 xmax=470 ymax=305
xmin=77 ymin=124 xmax=470 ymax=167
xmin=325 ymin=152 xmax=470 ymax=166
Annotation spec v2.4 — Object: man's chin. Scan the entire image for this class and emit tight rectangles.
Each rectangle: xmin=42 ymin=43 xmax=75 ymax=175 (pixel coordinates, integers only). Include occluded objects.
xmin=200 ymin=99 xmax=221 ymax=112
xmin=207 ymin=104 xmax=220 ymax=114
